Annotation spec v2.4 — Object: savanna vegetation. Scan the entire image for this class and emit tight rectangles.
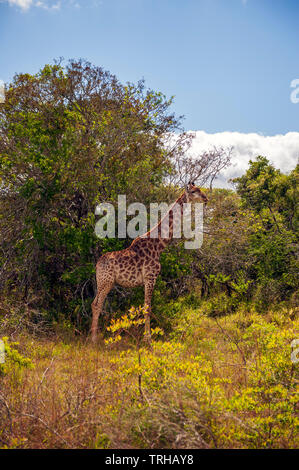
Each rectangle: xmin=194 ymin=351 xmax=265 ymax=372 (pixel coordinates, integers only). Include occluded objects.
xmin=0 ymin=60 xmax=298 ymax=449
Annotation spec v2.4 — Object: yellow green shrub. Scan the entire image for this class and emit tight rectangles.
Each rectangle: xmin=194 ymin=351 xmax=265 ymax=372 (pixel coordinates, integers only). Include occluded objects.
xmin=0 ymin=336 xmax=33 ymax=377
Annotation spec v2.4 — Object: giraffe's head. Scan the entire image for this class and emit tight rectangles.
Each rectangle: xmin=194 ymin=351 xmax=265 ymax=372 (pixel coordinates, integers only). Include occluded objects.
xmin=185 ymin=181 xmax=209 ymax=203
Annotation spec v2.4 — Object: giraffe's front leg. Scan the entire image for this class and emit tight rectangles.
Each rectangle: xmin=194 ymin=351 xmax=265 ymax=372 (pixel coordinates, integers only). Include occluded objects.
xmin=144 ymin=279 xmax=156 ymax=343
xmin=91 ymin=281 xmax=113 ymax=343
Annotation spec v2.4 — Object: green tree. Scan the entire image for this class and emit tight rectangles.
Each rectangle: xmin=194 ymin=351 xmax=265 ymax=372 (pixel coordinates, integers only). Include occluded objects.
xmin=0 ymin=59 xmax=189 ymax=323
xmin=233 ymin=157 xmax=298 ymax=306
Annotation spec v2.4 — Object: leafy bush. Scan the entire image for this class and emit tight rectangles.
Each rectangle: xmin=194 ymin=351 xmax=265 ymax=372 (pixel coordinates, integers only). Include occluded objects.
xmin=0 ymin=337 xmax=33 ymax=377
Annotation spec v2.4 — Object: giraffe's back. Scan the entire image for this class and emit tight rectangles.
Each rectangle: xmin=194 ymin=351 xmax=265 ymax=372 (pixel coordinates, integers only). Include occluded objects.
xmin=96 ymin=243 xmax=161 ymax=289
xmin=96 ymin=248 xmax=144 ymax=287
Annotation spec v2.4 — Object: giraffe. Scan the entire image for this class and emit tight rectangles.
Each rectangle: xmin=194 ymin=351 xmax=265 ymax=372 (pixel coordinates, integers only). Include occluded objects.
xmin=91 ymin=182 xmax=208 ymax=343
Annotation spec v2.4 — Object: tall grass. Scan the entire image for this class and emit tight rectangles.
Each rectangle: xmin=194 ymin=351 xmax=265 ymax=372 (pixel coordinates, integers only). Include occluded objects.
xmin=0 ymin=304 xmax=298 ymax=449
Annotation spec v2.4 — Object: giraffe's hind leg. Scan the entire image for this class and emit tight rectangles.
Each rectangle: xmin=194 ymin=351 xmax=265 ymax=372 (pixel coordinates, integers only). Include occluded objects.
xmin=91 ymin=281 xmax=113 ymax=343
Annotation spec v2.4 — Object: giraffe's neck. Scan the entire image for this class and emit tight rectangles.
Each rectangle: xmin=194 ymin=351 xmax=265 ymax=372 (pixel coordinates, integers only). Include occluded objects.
xmin=140 ymin=192 xmax=188 ymax=251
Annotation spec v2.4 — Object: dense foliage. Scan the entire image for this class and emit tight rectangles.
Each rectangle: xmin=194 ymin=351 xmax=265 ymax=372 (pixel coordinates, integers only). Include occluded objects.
xmin=193 ymin=158 xmax=298 ymax=313
xmin=0 ymin=60 xmax=298 ymax=330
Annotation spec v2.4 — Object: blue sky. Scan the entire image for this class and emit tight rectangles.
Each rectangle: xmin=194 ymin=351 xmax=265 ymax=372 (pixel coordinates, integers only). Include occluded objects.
xmin=0 ymin=0 xmax=298 ymax=139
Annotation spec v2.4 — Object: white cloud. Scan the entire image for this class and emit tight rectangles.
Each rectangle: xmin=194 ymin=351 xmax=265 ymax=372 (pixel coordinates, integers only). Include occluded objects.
xmin=68 ymin=0 xmax=80 ymax=8
xmin=2 ymin=0 xmax=103 ymax=11
xmin=7 ymin=0 xmax=33 ymax=10
xmin=3 ymin=0 xmax=70 ymax=11
xmin=35 ymin=1 xmax=61 ymax=10
xmin=188 ymin=130 xmax=299 ymax=187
